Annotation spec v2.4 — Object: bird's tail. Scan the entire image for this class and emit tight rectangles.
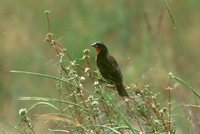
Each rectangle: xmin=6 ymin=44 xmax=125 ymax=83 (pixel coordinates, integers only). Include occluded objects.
xmin=115 ymin=82 xmax=129 ymax=97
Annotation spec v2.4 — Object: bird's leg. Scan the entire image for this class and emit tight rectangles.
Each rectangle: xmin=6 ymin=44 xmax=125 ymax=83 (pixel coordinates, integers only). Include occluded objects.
xmin=97 ymin=79 xmax=115 ymax=88
xmin=97 ymin=78 xmax=113 ymax=85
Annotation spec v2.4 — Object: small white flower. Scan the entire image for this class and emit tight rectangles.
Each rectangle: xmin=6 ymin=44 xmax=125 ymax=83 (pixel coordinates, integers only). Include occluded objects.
xmin=79 ymin=84 xmax=83 ymax=89
xmin=59 ymin=56 xmax=63 ymax=63
xmin=80 ymin=76 xmax=86 ymax=81
xmin=19 ymin=108 xmax=27 ymax=116
xmin=88 ymin=95 xmax=94 ymax=100
xmin=94 ymin=81 xmax=99 ymax=86
xmin=168 ymin=72 xmax=174 ymax=78
xmin=51 ymin=39 xmax=56 ymax=45
xmin=84 ymin=68 xmax=90 ymax=73
xmin=83 ymin=49 xmax=90 ymax=54
xmin=91 ymin=100 xmax=99 ymax=105
xmin=70 ymin=60 xmax=76 ymax=66
xmin=59 ymin=53 xmax=64 ymax=57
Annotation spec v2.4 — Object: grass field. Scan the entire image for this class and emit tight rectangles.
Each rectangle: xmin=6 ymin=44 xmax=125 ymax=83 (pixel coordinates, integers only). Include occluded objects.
xmin=0 ymin=0 xmax=200 ymax=133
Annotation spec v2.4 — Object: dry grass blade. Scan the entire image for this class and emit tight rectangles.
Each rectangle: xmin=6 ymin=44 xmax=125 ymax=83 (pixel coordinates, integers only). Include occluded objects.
xmin=36 ymin=114 xmax=88 ymax=132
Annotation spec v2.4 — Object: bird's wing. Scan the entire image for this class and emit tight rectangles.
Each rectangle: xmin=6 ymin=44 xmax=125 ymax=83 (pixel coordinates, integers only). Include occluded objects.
xmin=107 ymin=55 xmax=119 ymax=69
xmin=104 ymin=55 xmax=123 ymax=82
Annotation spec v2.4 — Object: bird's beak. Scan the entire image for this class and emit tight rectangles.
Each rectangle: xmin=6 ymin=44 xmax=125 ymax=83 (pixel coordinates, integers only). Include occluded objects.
xmin=91 ymin=43 xmax=98 ymax=48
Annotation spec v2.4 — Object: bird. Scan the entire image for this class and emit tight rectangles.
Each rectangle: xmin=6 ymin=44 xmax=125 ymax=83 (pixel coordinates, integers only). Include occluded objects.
xmin=91 ymin=42 xmax=129 ymax=97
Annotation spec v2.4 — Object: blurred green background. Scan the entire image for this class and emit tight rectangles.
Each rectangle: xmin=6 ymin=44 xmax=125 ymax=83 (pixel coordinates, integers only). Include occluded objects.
xmin=0 ymin=0 xmax=200 ymax=133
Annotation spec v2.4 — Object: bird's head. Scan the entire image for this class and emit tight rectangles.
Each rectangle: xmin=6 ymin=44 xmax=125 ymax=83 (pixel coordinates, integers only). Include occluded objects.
xmin=91 ymin=42 xmax=108 ymax=55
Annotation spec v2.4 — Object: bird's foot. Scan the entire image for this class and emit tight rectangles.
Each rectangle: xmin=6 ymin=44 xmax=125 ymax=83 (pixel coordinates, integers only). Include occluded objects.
xmin=97 ymin=79 xmax=107 ymax=83
xmin=106 ymin=84 xmax=115 ymax=88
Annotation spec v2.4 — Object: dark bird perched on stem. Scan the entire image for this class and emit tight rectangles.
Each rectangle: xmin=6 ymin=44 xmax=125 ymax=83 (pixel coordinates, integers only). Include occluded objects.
xmin=91 ymin=42 xmax=129 ymax=97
